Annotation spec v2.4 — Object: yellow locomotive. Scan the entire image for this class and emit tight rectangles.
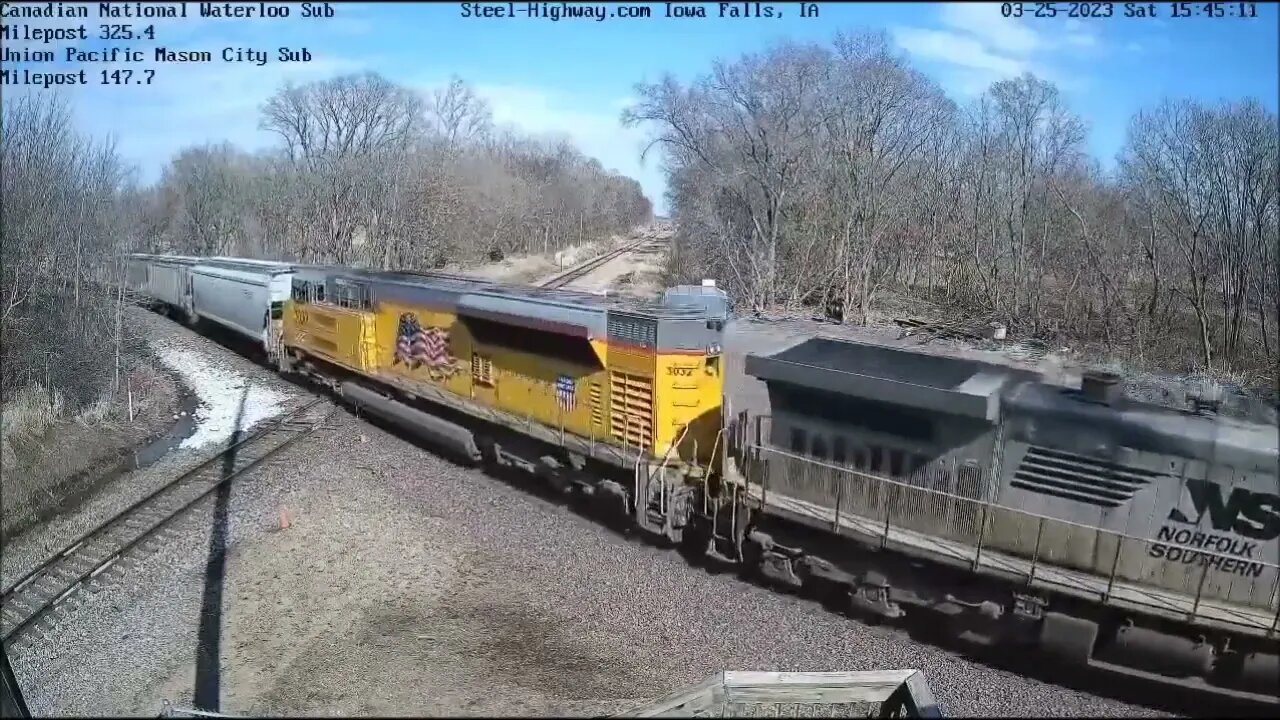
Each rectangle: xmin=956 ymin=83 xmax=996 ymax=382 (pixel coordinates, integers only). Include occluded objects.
xmin=278 ymin=266 xmax=728 ymax=540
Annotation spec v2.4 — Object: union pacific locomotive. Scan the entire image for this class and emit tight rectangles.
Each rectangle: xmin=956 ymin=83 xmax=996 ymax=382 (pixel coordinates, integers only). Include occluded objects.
xmin=125 ymin=254 xmax=1279 ymax=706
xmin=126 ymin=254 xmax=730 ymax=541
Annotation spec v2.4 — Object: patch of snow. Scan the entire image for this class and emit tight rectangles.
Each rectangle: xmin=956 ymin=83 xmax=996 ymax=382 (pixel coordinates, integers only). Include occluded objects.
xmin=152 ymin=344 xmax=287 ymax=450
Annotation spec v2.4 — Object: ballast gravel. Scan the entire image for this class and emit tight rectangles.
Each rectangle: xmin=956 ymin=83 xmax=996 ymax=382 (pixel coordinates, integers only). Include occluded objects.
xmin=1 ymin=309 xmax=303 ymax=591
xmin=8 ymin=310 xmax=1172 ymax=718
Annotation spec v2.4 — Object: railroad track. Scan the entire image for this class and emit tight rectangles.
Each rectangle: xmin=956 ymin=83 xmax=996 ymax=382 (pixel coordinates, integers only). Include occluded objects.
xmin=0 ymin=398 xmax=334 ymax=648
xmin=539 ymin=236 xmax=660 ymax=289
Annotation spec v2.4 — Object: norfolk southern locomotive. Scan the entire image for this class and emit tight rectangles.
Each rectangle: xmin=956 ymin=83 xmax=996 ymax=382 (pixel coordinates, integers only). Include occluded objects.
xmin=714 ymin=338 xmax=1277 ymax=704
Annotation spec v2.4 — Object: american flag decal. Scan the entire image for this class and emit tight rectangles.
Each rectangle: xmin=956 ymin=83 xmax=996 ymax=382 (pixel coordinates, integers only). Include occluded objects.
xmin=393 ymin=312 xmax=458 ymax=378
xmin=555 ymin=374 xmax=576 ymax=411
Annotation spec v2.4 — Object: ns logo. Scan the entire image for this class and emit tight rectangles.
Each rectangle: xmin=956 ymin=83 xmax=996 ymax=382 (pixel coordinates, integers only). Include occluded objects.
xmin=1166 ymin=478 xmax=1280 ymax=542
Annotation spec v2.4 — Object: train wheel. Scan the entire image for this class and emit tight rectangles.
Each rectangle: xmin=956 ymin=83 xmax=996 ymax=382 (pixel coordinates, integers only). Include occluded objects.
xmin=738 ymin=532 xmax=763 ymax=582
xmin=476 ymin=436 xmax=501 ymax=470
xmin=538 ymin=455 xmax=570 ymax=495
xmin=678 ymin=512 xmax=712 ymax=564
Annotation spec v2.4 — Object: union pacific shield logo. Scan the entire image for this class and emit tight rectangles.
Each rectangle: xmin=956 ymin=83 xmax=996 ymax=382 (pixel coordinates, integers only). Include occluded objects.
xmin=555 ymin=374 xmax=576 ymax=411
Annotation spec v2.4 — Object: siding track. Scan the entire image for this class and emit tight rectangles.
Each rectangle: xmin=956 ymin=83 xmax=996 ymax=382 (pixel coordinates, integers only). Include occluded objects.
xmin=539 ymin=237 xmax=655 ymax=289
xmin=0 ymin=398 xmax=333 ymax=647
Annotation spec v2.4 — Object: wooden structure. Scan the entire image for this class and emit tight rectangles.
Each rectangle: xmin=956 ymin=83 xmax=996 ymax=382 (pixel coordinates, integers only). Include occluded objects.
xmin=1 ymin=645 xmax=29 ymax=719
xmin=614 ymin=670 xmax=942 ymax=718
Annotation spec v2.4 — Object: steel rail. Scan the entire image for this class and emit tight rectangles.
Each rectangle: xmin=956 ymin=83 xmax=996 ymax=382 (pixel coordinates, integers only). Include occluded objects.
xmin=538 ymin=237 xmax=654 ymax=289
xmin=0 ymin=398 xmax=331 ymax=646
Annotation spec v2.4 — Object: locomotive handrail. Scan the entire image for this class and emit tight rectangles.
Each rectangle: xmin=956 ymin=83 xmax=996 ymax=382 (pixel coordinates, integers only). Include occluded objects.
xmin=744 ymin=442 xmax=1280 ymax=569
xmin=703 ymin=426 xmax=730 ymax=516
xmin=645 ymin=423 xmax=693 ymax=516
xmin=746 ymin=441 xmax=1280 ymax=578
xmin=742 ymin=442 xmax=1280 ymax=634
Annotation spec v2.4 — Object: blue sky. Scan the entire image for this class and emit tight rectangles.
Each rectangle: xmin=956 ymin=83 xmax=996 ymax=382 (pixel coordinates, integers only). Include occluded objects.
xmin=4 ymin=1 xmax=1277 ymax=214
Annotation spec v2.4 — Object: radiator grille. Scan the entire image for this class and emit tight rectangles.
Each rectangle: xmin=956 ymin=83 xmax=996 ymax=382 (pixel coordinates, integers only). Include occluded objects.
xmin=1010 ymin=445 xmax=1162 ymax=507
xmin=607 ymin=315 xmax=657 ymax=348
xmin=589 ymin=382 xmax=603 ymax=428
xmin=609 ymin=371 xmax=652 ymax=450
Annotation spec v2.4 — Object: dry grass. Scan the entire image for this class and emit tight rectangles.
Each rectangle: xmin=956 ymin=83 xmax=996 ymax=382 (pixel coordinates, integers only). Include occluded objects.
xmin=448 ymin=234 xmax=635 ymax=286
xmin=0 ymin=358 xmax=180 ymax=536
xmin=1 ymin=384 xmax=65 ymax=446
xmin=468 ymin=240 xmax=607 ymax=284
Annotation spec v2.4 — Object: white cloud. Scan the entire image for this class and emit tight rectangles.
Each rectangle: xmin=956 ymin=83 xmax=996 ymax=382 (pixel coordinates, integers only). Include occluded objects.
xmin=70 ymin=51 xmax=365 ymax=182
xmin=8 ymin=8 xmax=659 ymax=209
xmin=939 ymin=4 xmax=1042 ymax=55
xmin=1061 ymin=19 xmax=1100 ymax=49
xmin=893 ymin=3 xmax=1104 ymax=97
xmin=16 ymin=3 xmax=380 ymax=183
xmin=892 ymin=27 xmax=1028 ymax=77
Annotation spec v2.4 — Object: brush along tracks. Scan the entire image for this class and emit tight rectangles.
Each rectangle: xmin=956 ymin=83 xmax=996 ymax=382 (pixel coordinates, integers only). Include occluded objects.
xmin=0 ymin=398 xmax=335 ymax=649
xmin=539 ymin=236 xmax=660 ymax=290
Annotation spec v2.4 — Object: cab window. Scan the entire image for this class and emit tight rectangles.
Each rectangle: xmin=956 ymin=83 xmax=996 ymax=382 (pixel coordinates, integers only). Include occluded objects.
xmin=334 ymin=280 xmax=370 ymax=309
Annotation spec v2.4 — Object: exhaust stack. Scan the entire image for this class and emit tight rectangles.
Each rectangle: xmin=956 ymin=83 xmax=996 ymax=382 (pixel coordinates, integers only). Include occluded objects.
xmin=1081 ymin=371 xmax=1122 ymax=405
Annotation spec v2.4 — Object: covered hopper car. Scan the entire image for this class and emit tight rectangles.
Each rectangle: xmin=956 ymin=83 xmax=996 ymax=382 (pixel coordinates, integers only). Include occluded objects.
xmin=125 ymin=253 xmax=201 ymax=322
xmin=126 ymin=253 xmax=298 ymax=359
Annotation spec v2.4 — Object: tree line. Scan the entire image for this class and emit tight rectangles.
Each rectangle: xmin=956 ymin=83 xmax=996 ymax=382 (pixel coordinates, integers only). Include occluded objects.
xmin=0 ymin=73 xmax=651 ymax=430
xmin=625 ymin=31 xmax=1278 ymax=382
xmin=136 ymin=73 xmax=652 ymax=267
xmin=1 ymin=93 xmax=137 ymax=405
xmin=3 ymin=41 xmax=1275 ymax=435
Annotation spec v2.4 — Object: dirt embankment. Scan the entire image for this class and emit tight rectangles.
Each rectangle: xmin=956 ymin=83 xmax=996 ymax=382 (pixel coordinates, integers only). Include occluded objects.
xmin=0 ymin=355 xmax=185 ymax=538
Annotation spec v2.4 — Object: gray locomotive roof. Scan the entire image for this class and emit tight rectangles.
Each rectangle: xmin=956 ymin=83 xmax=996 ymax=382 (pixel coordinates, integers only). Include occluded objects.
xmin=129 ymin=252 xmax=201 ymax=265
xmin=458 ymin=292 xmax=603 ymax=338
xmin=206 ymin=256 xmax=300 ymax=271
xmin=1003 ymin=382 xmax=1279 ymax=472
xmin=749 ymin=338 xmax=1278 ymax=472
xmin=746 ymin=337 xmax=1041 ymax=422
xmin=194 ymin=258 xmax=297 ymax=278
xmin=297 ymin=264 xmax=709 ymax=322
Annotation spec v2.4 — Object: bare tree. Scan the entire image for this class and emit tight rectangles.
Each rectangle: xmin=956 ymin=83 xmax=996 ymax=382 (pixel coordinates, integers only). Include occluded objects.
xmin=1 ymin=93 xmax=138 ymax=408
xmin=426 ymin=76 xmax=493 ymax=149
xmin=259 ymin=72 xmax=424 ymax=263
xmin=158 ymin=143 xmax=256 ymax=256
xmin=626 ymin=42 xmax=831 ymax=311
xmin=636 ymin=31 xmax=1277 ymax=384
